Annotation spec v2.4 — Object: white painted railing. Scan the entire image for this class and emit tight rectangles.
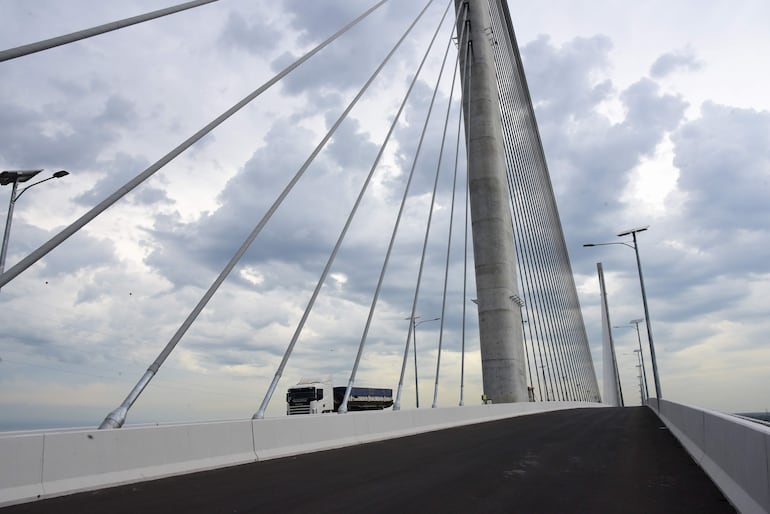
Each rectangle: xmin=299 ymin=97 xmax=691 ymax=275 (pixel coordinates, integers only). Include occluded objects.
xmin=648 ymin=399 xmax=770 ymax=514
xmin=0 ymin=401 xmax=600 ymax=507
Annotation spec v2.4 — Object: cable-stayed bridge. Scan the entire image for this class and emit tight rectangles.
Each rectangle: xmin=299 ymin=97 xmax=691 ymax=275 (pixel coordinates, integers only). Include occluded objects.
xmin=0 ymin=1 xmax=768 ymax=512
xmin=1 ymin=0 xmax=597 ymax=423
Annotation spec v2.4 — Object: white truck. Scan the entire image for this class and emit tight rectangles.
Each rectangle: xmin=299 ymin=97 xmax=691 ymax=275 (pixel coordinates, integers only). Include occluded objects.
xmin=286 ymin=377 xmax=394 ymax=415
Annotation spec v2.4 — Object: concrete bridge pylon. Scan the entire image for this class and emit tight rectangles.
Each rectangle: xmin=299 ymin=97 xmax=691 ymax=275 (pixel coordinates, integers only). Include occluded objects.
xmin=456 ymin=0 xmax=527 ymax=403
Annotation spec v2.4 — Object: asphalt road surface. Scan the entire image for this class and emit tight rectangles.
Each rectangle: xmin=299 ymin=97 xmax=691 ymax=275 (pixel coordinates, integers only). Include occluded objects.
xmin=2 ymin=407 xmax=735 ymax=513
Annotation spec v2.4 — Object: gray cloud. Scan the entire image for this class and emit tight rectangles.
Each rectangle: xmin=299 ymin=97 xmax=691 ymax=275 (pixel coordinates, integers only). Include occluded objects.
xmin=3 ymin=0 xmax=769 ymax=428
xmin=522 ymin=36 xmax=687 ymax=251
xmin=673 ymin=102 xmax=770 ymax=232
xmin=272 ymin=1 xmax=452 ymax=97
xmin=629 ymin=101 xmax=770 ymax=309
xmin=218 ymin=11 xmax=283 ymax=54
xmin=3 ymin=220 xmax=118 ymax=278
xmin=0 ymin=91 xmax=141 ymax=173
xmin=522 ymin=34 xmax=613 ymax=122
xmin=75 ymin=152 xmax=171 ymax=207
xmin=650 ymin=49 xmax=704 ymax=78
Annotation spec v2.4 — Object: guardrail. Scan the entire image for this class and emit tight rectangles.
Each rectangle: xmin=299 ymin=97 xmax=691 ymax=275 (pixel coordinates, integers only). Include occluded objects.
xmin=648 ymin=399 xmax=770 ymax=514
xmin=0 ymin=401 xmax=601 ymax=507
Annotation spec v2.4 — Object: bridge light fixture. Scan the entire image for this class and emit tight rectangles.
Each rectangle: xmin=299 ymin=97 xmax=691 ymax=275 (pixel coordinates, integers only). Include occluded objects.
xmin=1 ymin=169 xmax=69 ymax=281
xmin=583 ymin=225 xmax=662 ymax=400
xmin=405 ymin=316 xmax=440 ymax=408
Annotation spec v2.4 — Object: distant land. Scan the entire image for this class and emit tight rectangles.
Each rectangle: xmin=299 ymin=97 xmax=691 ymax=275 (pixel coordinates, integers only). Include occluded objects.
xmin=0 ymin=421 xmax=95 ymax=433
xmin=737 ymin=412 xmax=770 ymax=423
xmin=2 ymin=410 xmax=770 ymax=433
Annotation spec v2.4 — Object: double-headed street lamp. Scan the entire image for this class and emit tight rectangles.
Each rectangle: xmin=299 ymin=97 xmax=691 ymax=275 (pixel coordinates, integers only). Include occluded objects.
xmin=1 ymin=169 xmax=69 ymax=277
xmin=584 ymin=226 xmax=662 ymax=399
xmin=634 ymin=363 xmax=645 ymax=405
xmin=406 ymin=316 xmax=440 ymax=408
xmin=614 ymin=319 xmax=650 ymax=402
xmin=628 ymin=318 xmax=650 ymax=400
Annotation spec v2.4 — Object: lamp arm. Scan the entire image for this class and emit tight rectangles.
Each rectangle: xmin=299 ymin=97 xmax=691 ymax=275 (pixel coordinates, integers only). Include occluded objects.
xmin=584 ymin=241 xmax=635 ymax=250
xmin=14 ymin=176 xmax=57 ymax=202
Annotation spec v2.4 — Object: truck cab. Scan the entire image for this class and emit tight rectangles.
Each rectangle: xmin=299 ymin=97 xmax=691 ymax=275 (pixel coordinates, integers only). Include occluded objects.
xmin=286 ymin=378 xmax=334 ymax=415
xmin=286 ymin=377 xmax=394 ymax=415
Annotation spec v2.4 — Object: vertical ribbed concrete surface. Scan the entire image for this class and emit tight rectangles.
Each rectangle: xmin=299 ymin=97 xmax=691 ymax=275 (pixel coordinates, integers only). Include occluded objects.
xmin=457 ymin=0 xmax=527 ymax=403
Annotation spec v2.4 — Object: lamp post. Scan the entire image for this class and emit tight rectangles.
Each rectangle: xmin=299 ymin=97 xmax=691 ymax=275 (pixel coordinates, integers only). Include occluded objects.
xmin=1 ymin=169 xmax=69 ymax=277
xmin=628 ymin=318 xmax=650 ymax=400
xmin=583 ymin=225 xmax=662 ymax=399
xmin=614 ymin=319 xmax=650 ymax=402
xmin=633 ymin=350 xmax=646 ymax=403
xmin=538 ymin=364 xmax=549 ymax=401
xmin=635 ymin=363 xmax=644 ymax=405
xmin=406 ymin=316 xmax=440 ymax=408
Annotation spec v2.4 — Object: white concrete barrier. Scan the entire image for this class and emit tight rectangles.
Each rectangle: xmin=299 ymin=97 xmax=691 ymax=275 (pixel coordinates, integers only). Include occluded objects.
xmin=0 ymin=432 xmax=45 ymax=505
xmin=648 ymin=399 xmax=770 ymax=514
xmin=250 ymin=401 xmax=602 ymax=462
xmin=1 ymin=401 xmax=601 ymax=507
xmin=0 ymin=419 xmax=256 ymax=507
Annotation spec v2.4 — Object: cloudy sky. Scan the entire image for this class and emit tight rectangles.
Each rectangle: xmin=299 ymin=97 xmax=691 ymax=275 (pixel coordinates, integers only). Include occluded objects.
xmin=1 ymin=0 xmax=768 ymax=430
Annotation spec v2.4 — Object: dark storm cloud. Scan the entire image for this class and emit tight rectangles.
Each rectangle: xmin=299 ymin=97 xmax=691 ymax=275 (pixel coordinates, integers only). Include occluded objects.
xmin=650 ymin=49 xmax=703 ymax=78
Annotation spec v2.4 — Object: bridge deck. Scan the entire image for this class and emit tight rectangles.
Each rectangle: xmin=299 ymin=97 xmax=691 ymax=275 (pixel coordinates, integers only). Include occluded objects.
xmin=2 ymin=407 xmax=734 ymax=513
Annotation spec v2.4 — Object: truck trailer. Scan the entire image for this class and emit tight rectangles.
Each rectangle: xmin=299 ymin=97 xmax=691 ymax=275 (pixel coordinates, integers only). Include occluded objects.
xmin=286 ymin=378 xmax=393 ymax=415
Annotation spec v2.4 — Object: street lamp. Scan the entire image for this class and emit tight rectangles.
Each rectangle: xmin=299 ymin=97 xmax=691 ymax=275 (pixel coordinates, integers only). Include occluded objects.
xmin=538 ymin=364 xmax=549 ymax=401
xmin=633 ymin=351 xmax=646 ymax=403
xmin=406 ymin=316 xmax=440 ymax=408
xmin=584 ymin=225 xmax=662 ymax=399
xmin=635 ymin=363 xmax=644 ymax=405
xmin=614 ymin=319 xmax=650 ymax=402
xmin=1 ymin=169 xmax=69 ymax=277
xmin=628 ymin=318 xmax=650 ymax=401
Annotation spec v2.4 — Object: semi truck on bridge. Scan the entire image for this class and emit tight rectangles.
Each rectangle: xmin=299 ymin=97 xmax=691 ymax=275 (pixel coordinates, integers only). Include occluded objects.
xmin=286 ymin=378 xmax=393 ymax=415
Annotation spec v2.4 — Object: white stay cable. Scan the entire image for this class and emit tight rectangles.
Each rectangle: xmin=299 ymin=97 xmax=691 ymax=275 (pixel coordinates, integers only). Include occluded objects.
xmin=0 ymin=0 xmax=389 ymax=291
xmin=337 ymin=0 xmax=456 ymax=415
xmin=460 ymin=31 xmax=473 ymax=407
xmin=94 ymin=0 xmax=390 ymax=429
xmin=252 ymin=0 xmax=436 ymax=419
xmin=431 ymin=32 xmax=465 ymax=409
xmin=0 ymin=0 xmax=219 ymax=62
xmin=394 ymin=4 xmax=459 ymax=411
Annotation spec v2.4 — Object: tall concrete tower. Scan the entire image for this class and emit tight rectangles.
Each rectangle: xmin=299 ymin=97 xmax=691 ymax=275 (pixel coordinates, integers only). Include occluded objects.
xmin=456 ymin=0 xmax=527 ymax=403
